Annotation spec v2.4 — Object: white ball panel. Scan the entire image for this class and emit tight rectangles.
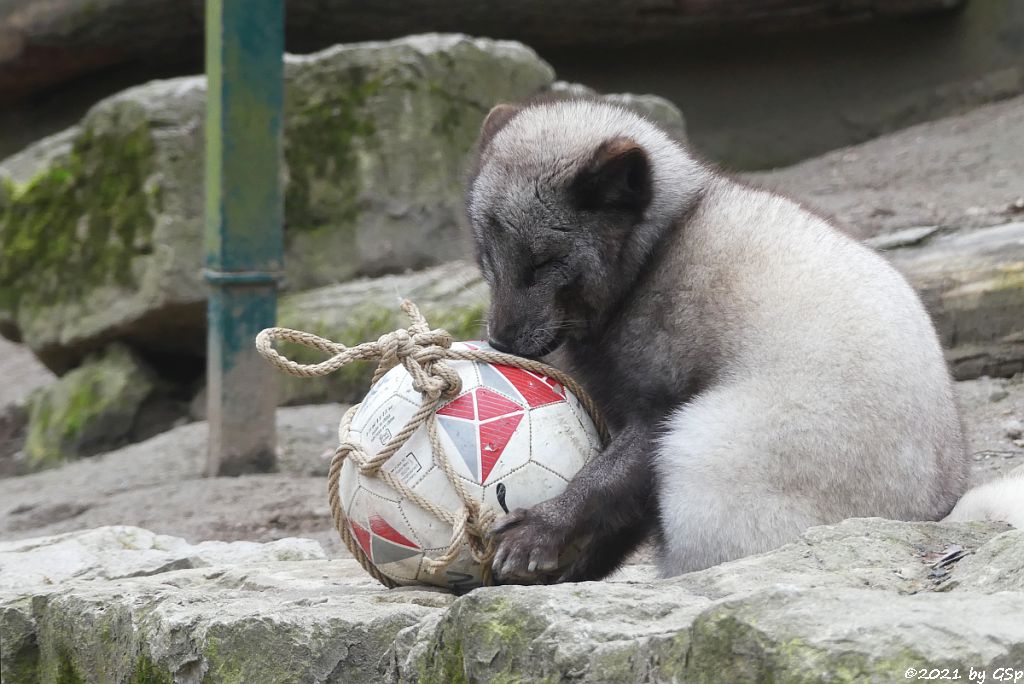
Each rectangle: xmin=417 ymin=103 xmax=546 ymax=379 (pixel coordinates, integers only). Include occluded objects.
xmin=528 ymin=402 xmax=599 ymax=481
xmin=404 ymin=465 xmax=483 ymax=550
xmin=337 ymin=458 xmax=362 ymax=519
xmin=445 ymin=356 xmax=483 ymax=397
xmin=351 ymin=392 xmax=423 ymax=460
xmin=433 ymin=414 xmax=480 ymax=483
xmin=353 ymin=488 xmax=424 ymax=583
xmin=483 ymin=461 xmax=572 ymax=514
xmin=349 ymin=365 xmax=409 ymax=433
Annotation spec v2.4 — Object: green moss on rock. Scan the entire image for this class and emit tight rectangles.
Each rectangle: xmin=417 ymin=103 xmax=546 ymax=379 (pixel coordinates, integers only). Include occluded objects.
xmin=55 ymin=652 xmax=86 ymax=684
xmin=0 ymin=602 xmax=40 ymax=684
xmin=284 ymin=75 xmax=378 ymax=236
xmin=24 ymin=343 xmax=156 ymax=468
xmin=0 ymin=103 xmax=156 ymax=317
xmin=415 ymin=592 xmax=552 ymax=684
xmin=131 ymin=654 xmax=174 ymax=684
xmin=687 ymin=601 xmax=941 ymax=684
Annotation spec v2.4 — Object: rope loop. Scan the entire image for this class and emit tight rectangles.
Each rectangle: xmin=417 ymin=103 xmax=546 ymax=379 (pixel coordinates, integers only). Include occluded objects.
xmin=257 ymin=300 xmax=606 ymax=588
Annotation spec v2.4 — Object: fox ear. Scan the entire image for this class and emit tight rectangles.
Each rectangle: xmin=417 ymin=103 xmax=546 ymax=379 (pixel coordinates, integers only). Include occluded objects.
xmin=571 ymin=138 xmax=652 ymax=214
xmin=479 ymin=103 xmax=520 ymax=149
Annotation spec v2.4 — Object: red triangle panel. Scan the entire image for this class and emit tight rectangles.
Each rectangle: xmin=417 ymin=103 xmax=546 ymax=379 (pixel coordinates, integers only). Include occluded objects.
xmin=478 ymin=413 xmax=523 ymax=482
xmin=475 ymin=387 xmax=523 ymax=420
xmin=369 ymin=515 xmax=420 ymax=549
xmin=437 ymin=392 xmax=476 ymax=420
xmin=495 ymin=366 xmax=565 ymax=407
xmin=350 ymin=520 xmax=373 ymax=558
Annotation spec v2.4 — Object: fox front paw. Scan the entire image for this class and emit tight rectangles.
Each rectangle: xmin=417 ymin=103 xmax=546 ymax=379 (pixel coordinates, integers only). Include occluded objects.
xmin=489 ymin=507 xmax=567 ymax=583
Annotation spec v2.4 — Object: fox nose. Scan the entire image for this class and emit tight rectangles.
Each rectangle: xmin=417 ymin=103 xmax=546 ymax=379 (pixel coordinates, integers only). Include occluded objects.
xmin=488 ymin=336 xmax=515 ymax=354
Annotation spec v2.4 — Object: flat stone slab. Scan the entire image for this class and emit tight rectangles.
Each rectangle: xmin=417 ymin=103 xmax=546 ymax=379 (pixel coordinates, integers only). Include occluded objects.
xmin=0 ymin=526 xmax=325 ymax=591
xmin=2 ymin=518 xmax=1022 ymax=683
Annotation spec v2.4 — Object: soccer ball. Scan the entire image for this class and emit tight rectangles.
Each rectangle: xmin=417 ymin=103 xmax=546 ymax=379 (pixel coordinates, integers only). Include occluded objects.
xmin=338 ymin=341 xmax=601 ymax=590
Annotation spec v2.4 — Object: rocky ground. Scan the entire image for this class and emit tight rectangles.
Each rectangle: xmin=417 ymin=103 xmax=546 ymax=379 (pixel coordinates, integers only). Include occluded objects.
xmin=0 ymin=373 xmax=1020 ymax=562
xmin=0 ymin=403 xmax=346 ymax=554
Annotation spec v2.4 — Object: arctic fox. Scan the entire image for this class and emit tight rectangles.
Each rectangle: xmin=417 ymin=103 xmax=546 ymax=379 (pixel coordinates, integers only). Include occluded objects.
xmin=468 ymin=98 xmax=972 ymax=582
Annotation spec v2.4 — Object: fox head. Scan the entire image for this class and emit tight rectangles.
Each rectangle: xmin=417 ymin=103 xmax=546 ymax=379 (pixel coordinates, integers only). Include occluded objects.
xmin=466 ymin=99 xmax=705 ymax=358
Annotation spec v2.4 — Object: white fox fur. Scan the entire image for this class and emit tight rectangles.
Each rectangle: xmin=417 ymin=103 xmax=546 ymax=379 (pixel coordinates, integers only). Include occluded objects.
xmin=471 ymin=98 xmax=1014 ymax=581
xmin=945 ymin=465 xmax=1024 ymax=529
xmin=650 ymin=177 xmax=969 ymax=573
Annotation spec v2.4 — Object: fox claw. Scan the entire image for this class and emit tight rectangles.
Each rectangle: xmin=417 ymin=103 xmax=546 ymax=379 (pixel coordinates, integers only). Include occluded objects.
xmin=490 ymin=507 xmax=565 ymax=583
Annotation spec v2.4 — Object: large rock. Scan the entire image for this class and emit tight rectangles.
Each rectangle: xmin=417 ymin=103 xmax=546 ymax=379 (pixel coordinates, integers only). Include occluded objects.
xmin=548 ymin=81 xmax=687 ymax=142
xmin=3 ymin=518 xmax=1022 ymax=683
xmin=0 ymin=403 xmax=28 ymax=479
xmin=0 ymin=34 xmax=555 ymax=373
xmin=0 ymin=77 xmax=209 ymax=373
xmin=282 ymin=35 xmax=554 ymax=289
xmin=0 ymin=336 xmax=54 ymax=478
xmin=0 ymin=337 xmax=54 ymax=410
xmin=0 ymin=526 xmax=333 ymax=684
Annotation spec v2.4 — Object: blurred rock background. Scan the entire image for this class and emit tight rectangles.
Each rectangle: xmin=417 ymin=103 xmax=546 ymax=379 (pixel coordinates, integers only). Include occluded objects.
xmin=1 ymin=2 xmax=1023 ymax=680
xmin=2 ymin=0 xmax=1023 ymax=167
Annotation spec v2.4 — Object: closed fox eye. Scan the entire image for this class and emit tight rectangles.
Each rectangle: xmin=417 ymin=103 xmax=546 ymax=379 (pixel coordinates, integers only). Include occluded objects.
xmin=533 ymin=256 xmax=568 ymax=274
xmin=533 ymin=256 xmax=556 ymax=270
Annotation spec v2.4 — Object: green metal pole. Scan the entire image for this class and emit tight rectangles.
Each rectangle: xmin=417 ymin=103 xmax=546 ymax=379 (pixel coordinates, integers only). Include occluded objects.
xmin=204 ymin=0 xmax=284 ymax=476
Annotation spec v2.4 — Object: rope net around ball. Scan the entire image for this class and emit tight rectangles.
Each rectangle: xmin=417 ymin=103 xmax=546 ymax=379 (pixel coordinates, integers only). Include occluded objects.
xmin=255 ymin=300 xmax=607 ymax=588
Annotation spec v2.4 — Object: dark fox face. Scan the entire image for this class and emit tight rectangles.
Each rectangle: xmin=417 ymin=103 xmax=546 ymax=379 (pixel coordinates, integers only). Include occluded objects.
xmin=467 ymin=103 xmax=653 ymax=358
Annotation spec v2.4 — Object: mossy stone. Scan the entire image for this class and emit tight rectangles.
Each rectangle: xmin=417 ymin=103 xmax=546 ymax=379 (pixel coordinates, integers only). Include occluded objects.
xmin=24 ymin=343 xmax=156 ymax=469
xmin=0 ymin=104 xmax=156 ymax=319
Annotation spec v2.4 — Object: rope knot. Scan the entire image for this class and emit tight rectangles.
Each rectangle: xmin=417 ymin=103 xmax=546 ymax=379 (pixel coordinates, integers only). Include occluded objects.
xmin=416 ymin=360 xmax=461 ymax=400
xmin=377 ymin=329 xmax=414 ymax=371
xmin=414 ymin=328 xmax=453 ymax=351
